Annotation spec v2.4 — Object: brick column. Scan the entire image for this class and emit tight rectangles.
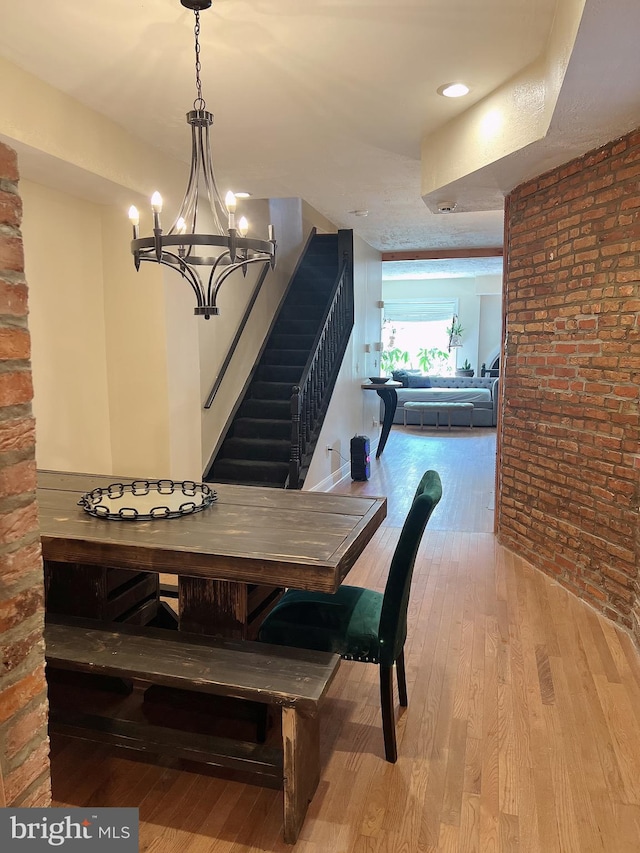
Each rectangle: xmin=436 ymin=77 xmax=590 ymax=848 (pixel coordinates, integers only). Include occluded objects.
xmin=0 ymin=141 xmax=51 ymax=806
xmin=499 ymin=128 xmax=640 ymax=645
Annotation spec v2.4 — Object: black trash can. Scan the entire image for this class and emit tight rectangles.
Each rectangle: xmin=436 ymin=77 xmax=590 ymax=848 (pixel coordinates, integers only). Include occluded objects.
xmin=350 ymin=435 xmax=370 ymax=481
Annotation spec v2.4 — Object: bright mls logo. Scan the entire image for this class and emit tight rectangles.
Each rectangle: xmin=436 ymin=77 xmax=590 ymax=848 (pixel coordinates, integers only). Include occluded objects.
xmin=0 ymin=808 xmax=138 ymax=850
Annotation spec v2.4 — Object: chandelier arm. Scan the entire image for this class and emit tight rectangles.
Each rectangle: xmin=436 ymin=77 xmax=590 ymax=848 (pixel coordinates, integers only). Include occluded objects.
xmin=170 ymin=124 xmax=200 ymax=237
xmin=211 ymin=256 xmax=271 ymax=307
xmin=206 ymin=251 xmax=232 ymax=305
xmin=140 ymin=251 xmax=205 ymax=308
xmin=185 ymin=126 xmax=199 ymax=231
xmin=200 ymin=122 xmax=226 ymax=232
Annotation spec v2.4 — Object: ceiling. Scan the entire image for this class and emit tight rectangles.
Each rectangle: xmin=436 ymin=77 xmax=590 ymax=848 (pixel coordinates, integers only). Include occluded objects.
xmin=382 ymin=255 xmax=505 ymax=281
xmin=0 ymin=0 xmax=639 ymax=274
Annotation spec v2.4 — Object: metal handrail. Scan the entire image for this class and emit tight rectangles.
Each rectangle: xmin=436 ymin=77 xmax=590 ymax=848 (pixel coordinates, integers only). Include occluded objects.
xmin=288 ymin=255 xmax=354 ymax=488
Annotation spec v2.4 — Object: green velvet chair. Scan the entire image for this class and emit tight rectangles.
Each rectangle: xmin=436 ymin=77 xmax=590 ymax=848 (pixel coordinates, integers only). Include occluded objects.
xmin=257 ymin=470 xmax=442 ymax=763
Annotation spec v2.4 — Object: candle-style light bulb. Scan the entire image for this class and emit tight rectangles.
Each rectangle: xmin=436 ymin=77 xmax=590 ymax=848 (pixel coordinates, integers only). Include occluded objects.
xmin=151 ymin=191 xmax=163 ymax=235
xmin=175 ymin=217 xmax=187 ymax=258
xmin=225 ymin=191 xmax=237 ymax=213
xmin=238 ymin=216 xmax=249 ymax=237
xmin=225 ymin=191 xmax=237 ymax=230
xmin=128 ymin=205 xmax=140 ymax=241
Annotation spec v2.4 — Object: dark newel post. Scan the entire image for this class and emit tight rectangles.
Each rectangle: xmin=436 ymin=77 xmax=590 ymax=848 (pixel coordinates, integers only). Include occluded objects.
xmin=289 ymin=385 xmax=302 ymax=489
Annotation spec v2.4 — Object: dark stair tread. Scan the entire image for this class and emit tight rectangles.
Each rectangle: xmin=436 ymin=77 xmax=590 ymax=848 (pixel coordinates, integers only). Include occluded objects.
xmin=262 ymin=349 xmax=308 ymax=366
xmin=207 ymin=477 xmax=285 ymax=489
xmin=272 ymin=320 xmax=319 ymax=336
xmin=268 ymin=334 xmax=316 ymax=350
xmin=238 ymin=399 xmax=291 ymax=419
xmin=256 ymin=365 xmax=303 ymax=383
xmin=219 ymin=437 xmax=291 ymax=462
xmin=232 ymin=418 xmax=291 ymax=439
xmin=250 ymin=381 xmax=295 ymax=400
xmin=278 ymin=302 xmax=329 ymax=323
xmin=278 ymin=305 xmax=327 ymax=322
xmin=282 ymin=280 xmax=333 ymax=294
xmin=212 ymin=458 xmax=289 ymax=486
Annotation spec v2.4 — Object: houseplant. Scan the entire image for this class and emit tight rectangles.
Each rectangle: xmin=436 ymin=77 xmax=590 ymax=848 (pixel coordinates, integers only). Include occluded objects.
xmin=446 ymin=316 xmax=464 ymax=350
xmin=417 ymin=346 xmax=449 ymax=375
xmin=456 ymin=358 xmax=474 ymax=377
xmin=380 ymin=347 xmax=409 ymax=375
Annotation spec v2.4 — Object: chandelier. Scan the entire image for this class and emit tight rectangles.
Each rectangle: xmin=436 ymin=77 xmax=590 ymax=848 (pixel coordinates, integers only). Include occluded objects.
xmin=128 ymin=0 xmax=276 ymax=319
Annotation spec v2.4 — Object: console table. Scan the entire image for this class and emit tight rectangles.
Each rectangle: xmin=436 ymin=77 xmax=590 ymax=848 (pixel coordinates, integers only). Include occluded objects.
xmin=361 ymin=380 xmax=402 ymax=457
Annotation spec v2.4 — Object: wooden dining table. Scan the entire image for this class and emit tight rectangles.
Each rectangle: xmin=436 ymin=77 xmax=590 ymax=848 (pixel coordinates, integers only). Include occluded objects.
xmin=38 ymin=470 xmax=387 ymax=639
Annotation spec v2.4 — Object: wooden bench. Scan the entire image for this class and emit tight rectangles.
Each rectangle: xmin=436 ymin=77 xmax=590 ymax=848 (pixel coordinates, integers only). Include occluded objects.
xmin=44 ymin=622 xmax=340 ymax=844
xmin=403 ymin=400 xmax=474 ymax=430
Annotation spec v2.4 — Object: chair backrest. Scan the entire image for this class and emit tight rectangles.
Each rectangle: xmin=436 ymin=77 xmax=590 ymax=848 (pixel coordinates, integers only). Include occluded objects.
xmin=378 ymin=470 xmax=442 ymax=666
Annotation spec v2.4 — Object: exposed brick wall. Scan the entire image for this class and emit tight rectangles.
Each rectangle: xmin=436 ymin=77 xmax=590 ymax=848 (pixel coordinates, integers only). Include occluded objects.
xmin=498 ymin=128 xmax=640 ymax=646
xmin=0 ymin=141 xmax=51 ymax=805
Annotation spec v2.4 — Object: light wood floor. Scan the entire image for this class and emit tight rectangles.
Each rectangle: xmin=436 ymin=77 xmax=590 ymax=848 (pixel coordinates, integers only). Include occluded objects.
xmin=333 ymin=425 xmax=497 ymax=530
xmin=50 ymin=428 xmax=640 ymax=851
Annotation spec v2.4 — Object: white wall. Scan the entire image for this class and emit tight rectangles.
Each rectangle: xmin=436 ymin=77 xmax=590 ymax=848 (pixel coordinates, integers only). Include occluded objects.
xmin=101 ymin=205 xmax=173 ymax=478
xmin=21 ymin=180 xmax=113 ymax=474
xmin=3 ymin=52 xmax=196 ymax=479
xmin=164 ymin=267 xmax=203 ymax=481
xmin=20 ymin=179 xmax=184 ymax=478
xmin=479 ymin=293 xmax=503 ymax=370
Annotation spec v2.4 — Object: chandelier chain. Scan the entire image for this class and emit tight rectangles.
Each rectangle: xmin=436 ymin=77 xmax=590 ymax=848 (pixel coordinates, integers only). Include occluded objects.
xmin=193 ymin=10 xmax=206 ymax=111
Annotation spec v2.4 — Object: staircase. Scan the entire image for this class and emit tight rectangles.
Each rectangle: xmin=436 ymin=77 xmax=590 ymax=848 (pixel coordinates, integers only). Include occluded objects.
xmin=206 ymin=232 xmax=348 ymax=488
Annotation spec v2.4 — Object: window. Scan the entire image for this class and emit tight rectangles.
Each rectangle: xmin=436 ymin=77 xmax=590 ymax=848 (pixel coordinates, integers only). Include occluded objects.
xmin=381 ymin=299 xmax=457 ymax=376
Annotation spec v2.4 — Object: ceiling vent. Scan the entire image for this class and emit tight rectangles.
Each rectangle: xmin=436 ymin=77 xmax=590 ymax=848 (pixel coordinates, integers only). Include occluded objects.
xmin=437 ymin=201 xmax=457 ymax=213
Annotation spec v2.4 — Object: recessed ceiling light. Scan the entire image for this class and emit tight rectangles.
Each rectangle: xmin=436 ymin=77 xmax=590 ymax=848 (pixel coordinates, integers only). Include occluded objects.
xmin=234 ymin=191 xmax=251 ymax=198
xmin=350 ymin=209 xmax=369 ymax=217
xmin=438 ymin=82 xmax=470 ymax=98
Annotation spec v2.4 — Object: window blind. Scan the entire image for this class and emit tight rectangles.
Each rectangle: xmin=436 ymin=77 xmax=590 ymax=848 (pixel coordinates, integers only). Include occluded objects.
xmin=383 ymin=299 xmax=457 ymax=323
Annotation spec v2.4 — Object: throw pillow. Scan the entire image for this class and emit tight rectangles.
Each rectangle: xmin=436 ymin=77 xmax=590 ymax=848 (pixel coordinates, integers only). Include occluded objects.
xmin=406 ymin=374 xmax=431 ymax=388
xmin=392 ymin=370 xmax=410 ymax=386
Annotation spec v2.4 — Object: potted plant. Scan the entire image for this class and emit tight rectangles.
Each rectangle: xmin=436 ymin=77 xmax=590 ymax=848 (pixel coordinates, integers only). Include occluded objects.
xmin=446 ymin=315 xmax=464 ymax=350
xmin=456 ymin=358 xmax=474 ymax=377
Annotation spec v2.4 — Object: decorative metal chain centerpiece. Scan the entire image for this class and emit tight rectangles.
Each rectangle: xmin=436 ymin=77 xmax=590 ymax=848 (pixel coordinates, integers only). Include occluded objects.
xmin=128 ymin=0 xmax=276 ymax=319
xmin=78 ymin=479 xmax=217 ymax=520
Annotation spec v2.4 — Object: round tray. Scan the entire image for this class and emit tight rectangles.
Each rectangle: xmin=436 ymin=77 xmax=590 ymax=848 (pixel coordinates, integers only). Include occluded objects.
xmin=78 ymin=479 xmax=217 ymax=521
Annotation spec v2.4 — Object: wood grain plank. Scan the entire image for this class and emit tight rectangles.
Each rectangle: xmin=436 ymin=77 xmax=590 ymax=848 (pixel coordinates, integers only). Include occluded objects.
xmin=45 ymin=623 xmax=340 ymax=707
xmin=282 ymin=706 xmax=320 ymax=843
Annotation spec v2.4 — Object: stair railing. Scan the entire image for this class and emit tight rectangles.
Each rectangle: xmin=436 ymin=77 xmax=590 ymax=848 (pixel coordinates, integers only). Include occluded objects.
xmin=204 ymin=229 xmax=318 ymax=411
xmin=288 ymin=252 xmax=354 ymax=488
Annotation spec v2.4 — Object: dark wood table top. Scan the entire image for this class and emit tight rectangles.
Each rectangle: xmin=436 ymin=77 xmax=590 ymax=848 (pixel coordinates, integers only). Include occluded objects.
xmin=361 ymin=380 xmax=402 ymax=389
xmin=37 ymin=471 xmax=387 ymax=593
